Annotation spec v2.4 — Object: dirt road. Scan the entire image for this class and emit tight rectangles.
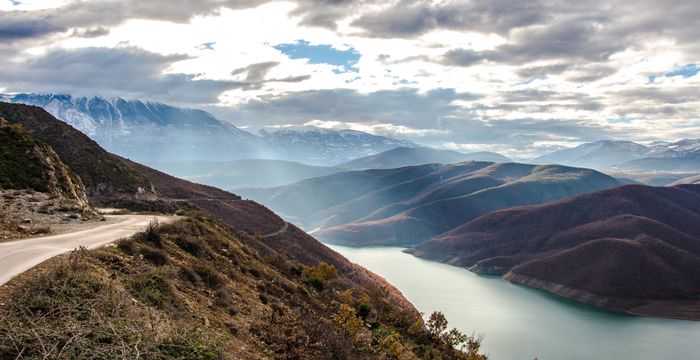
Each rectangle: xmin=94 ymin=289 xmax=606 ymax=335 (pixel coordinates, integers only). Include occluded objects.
xmin=0 ymin=214 xmax=174 ymax=286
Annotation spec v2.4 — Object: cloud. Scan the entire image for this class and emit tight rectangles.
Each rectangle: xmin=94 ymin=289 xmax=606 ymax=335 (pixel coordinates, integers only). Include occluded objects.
xmin=231 ymin=61 xmax=311 ymax=90
xmin=225 ymin=87 xmax=479 ymax=129
xmin=0 ymin=46 xmax=243 ymax=104
xmin=352 ymin=0 xmax=548 ymax=38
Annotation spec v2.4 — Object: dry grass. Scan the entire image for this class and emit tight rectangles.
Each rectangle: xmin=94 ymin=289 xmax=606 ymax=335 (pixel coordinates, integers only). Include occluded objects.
xmin=0 ymin=214 xmax=486 ymax=359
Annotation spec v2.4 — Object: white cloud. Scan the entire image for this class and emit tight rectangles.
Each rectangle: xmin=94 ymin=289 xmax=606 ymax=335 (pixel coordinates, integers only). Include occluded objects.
xmin=1 ymin=0 xmax=699 ymax=156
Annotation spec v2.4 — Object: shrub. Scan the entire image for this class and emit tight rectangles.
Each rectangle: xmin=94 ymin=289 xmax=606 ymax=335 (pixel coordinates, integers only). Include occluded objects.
xmin=142 ymin=219 xmax=162 ymax=248
xmin=302 ymin=262 xmax=337 ymax=291
xmin=174 ymin=235 xmax=203 ymax=257
xmin=141 ymin=247 xmax=169 ymax=266
xmin=214 ymin=289 xmax=237 ymax=315
xmin=179 ymin=265 xmax=200 ymax=284
xmin=195 ymin=265 xmax=225 ymax=289
xmin=128 ymin=270 xmax=176 ymax=309
xmin=117 ymin=239 xmax=137 ymax=255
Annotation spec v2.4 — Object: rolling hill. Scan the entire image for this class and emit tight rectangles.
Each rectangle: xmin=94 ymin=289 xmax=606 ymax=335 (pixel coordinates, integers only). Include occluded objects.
xmin=407 ymin=184 xmax=700 ymax=319
xmin=241 ymin=162 xmax=620 ymax=246
xmin=338 ymin=146 xmax=510 ymax=169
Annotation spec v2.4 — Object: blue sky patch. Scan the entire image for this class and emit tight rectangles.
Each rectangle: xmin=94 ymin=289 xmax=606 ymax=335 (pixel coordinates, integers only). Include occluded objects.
xmin=665 ymin=64 xmax=699 ymax=78
xmin=273 ymin=40 xmax=360 ymax=73
xmin=607 ymin=117 xmax=634 ymax=124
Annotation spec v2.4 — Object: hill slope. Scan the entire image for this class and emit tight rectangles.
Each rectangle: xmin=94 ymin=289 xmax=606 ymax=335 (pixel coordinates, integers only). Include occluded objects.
xmin=0 ymin=101 xmax=484 ymax=357
xmin=339 ymin=146 xmax=510 ymax=169
xmin=408 ymin=185 xmax=700 ymax=319
xmin=242 ymin=162 xmax=619 ymax=246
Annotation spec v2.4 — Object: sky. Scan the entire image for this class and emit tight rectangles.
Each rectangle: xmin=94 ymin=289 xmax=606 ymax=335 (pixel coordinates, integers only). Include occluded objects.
xmin=0 ymin=0 xmax=698 ymax=159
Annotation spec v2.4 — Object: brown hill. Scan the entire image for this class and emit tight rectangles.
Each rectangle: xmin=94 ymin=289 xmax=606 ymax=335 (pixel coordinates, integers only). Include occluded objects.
xmin=244 ymin=162 xmax=618 ymax=246
xmin=408 ymin=184 xmax=700 ymax=319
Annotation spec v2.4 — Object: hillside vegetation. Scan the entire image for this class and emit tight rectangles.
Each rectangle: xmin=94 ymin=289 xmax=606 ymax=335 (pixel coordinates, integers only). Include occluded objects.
xmin=0 ymin=214 xmax=486 ymax=359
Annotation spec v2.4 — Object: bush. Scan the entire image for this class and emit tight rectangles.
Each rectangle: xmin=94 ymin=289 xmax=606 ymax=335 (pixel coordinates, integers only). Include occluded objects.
xmin=142 ymin=219 xmax=162 ymax=248
xmin=302 ymin=262 xmax=337 ymax=291
xmin=118 ymin=239 xmax=137 ymax=255
xmin=174 ymin=235 xmax=204 ymax=257
xmin=195 ymin=265 xmax=225 ymax=289
xmin=128 ymin=270 xmax=176 ymax=309
xmin=141 ymin=247 xmax=169 ymax=266
xmin=179 ymin=265 xmax=200 ymax=284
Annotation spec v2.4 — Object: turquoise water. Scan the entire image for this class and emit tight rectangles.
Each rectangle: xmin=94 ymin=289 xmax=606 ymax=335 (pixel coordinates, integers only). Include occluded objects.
xmin=328 ymin=245 xmax=700 ymax=360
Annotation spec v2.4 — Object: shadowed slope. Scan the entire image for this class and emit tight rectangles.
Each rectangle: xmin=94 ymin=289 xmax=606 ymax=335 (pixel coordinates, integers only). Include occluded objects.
xmin=408 ymin=184 xmax=700 ymax=318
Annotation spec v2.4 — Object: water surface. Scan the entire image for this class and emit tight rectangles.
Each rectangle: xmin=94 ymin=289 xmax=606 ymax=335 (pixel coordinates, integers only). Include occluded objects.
xmin=329 ymin=245 xmax=700 ymax=360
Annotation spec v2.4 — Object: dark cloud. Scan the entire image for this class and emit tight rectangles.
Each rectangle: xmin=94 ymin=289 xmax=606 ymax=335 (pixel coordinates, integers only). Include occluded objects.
xmin=220 ymin=87 xmax=479 ymax=130
xmin=71 ymin=26 xmax=109 ymax=38
xmin=352 ymin=0 xmax=548 ymax=38
xmin=231 ymin=61 xmax=310 ymax=90
xmin=0 ymin=46 xmax=243 ymax=104
xmin=0 ymin=0 xmax=367 ymax=41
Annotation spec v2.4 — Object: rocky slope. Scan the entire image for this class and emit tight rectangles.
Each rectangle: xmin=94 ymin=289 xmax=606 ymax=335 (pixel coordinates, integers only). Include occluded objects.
xmin=408 ymin=184 xmax=700 ymax=319
xmin=0 ymin=116 xmax=95 ymax=239
xmin=242 ymin=162 xmax=619 ymax=246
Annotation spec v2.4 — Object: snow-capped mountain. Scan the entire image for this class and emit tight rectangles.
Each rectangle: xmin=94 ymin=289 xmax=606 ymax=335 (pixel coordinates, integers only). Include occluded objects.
xmin=532 ymin=140 xmax=652 ymax=168
xmin=1 ymin=93 xmax=265 ymax=162
xmin=1 ymin=93 xmax=417 ymax=165
xmin=259 ymin=126 xmax=416 ymax=165
xmin=532 ymin=139 xmax=700 ymax=171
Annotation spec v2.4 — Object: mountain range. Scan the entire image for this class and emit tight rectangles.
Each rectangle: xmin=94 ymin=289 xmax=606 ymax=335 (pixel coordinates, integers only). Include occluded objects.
xmin=533 ymin=139 xmax=700 ymax=174
xmin=407 ymin=184 xmax=700 ymax=319
xmin=0 ymin=93 xmax=416 ymax=166
xmin=240 ymin=162 xmax=620 ymax=246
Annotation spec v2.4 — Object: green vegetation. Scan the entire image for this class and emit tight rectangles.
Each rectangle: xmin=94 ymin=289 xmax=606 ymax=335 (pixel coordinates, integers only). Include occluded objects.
xmin=0 ymin=123 xmax=52 ymax=192
xmin=0 ymin=214 xmax=488 ymax=359
xmin=0 ymin=102 xmax=152 ymax=198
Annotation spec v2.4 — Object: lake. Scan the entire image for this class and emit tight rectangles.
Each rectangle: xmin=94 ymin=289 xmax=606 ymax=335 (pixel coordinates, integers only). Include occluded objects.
xmin=328 ymin=245 xmax=700 ymax=360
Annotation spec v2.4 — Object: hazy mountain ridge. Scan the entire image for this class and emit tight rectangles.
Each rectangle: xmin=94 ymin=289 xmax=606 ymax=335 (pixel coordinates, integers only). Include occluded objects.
xmin=259 ymin=126 xmax=416 ymax=165
xmin=1 ymin=93 xmax=425 ymax=166
xmin=338 ymin=146 xmax=511 ymax=169
xmin=148 ymin=159 xmax=343 ymax=190
xmin=241 ymin=162 xmax=620 ymax=246
xmin=533 ymin=139 xmax=700 ymax=172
